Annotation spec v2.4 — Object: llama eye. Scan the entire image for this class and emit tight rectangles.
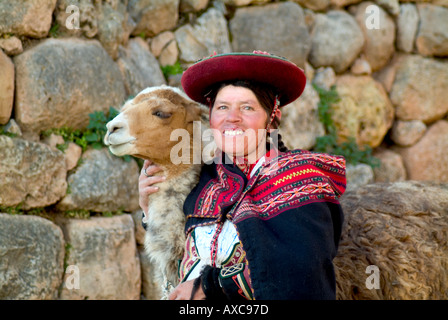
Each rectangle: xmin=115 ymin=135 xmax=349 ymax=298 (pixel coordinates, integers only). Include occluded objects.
xmin=153 ymin=110 xmax=171 ymax=119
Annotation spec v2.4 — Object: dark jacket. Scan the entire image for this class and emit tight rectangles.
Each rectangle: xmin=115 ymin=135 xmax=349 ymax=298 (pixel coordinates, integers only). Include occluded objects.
xmin=183 ymin=149 xmax=346 ymax=300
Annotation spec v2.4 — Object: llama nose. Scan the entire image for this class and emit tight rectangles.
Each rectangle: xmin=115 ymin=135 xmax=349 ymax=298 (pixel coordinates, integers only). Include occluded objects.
xmin=107 ymin=120 xmax=125 ymax=134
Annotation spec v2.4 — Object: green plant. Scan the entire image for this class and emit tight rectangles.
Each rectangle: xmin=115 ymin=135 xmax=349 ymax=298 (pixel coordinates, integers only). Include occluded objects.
xmin=0 ymin=125 xmax=18 ymax=138
xmin=100 ymin=209 xmax=124 ymax=217
xmin=42 ymin=127 xmax=88 ymax=152
xmin=49 ymin=23 xmax=60 ymax=38
xmin=1 ymin=33 xmax=14 ymax=39
xmin=62 ymin=209 xmax=91 ymax=219
xmin=63 ymin=243 xmax=73 ymax=270
xmin=312 ymin=84 xmax=380 ymax=168
xmin=85 ymin=106 xmax=120 ymax=149
xmin=0 ymin=205 xmax=54 ymax=221
xmin=161 ymin=61 xmax=184 ymax=80
xmin=0 ymin=205 xmax=23 ymax=215
xmin=41 ymin=107 xmax=134 ymax=161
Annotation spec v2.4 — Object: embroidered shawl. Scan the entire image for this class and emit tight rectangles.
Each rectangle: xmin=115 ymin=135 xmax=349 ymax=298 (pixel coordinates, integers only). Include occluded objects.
xmin=183 ymin=149 xmax=346 ymax=299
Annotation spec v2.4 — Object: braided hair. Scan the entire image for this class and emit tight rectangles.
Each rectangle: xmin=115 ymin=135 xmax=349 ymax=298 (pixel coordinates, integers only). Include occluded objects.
xmin=206 ymin=80 xmax=289 ymax=153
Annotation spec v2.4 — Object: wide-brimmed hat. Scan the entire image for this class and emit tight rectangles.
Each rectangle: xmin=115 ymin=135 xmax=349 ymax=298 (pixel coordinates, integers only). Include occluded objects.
xmin=181 ymin=52 xmax=307 ymax=107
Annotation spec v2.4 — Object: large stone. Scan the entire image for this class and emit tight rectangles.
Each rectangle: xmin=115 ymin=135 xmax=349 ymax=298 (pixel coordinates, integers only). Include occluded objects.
xmin=354 ymin=2 xmax=396 ymax=72
xmin=158 ymin=39 xmax=179 ymax=67
xmin=433 ymin=0 xmax=448 ymax=7
xmin=312 ymin=67 xmax=336 ymax=91
xmin=395 ymin=120 xmax=448 ymax=182
xmin=129 ymin=209 xmax=161 ymax=299
xmin=180 ymin=0 xmax=209 ymax=12
xmin=0 ymin=136 xmax=67 ymax=210
xmin=95 ymin=1 xmax=135 ymax=59
xmin=229 ymin=2 xmax=311 ymax=68
xmin=390 ymin=119 xmax=427 ymax=147
xmin=372 ymin=148 xmax=407 ymax=182
xmin=64 ymin=142 xmax=83 ymax=171
xmin=55 ymin=0 xmax=135 ymax=59
xmin=139 ymin=246 xmax=162 ymax=299
xmin=14 ymin=38 xmax=126 ymax=139
xmin=0 ymin=214 xmax=65 ymax=299
xmin=390 ymin=54 xmax=448 ymax=123
xmin=57 ymin=215 xmax=141 ymax=300
xmin=131 ymin=210 xmax=146 ymax=246
xmin=221 ymin=0 xmax=270 ymax=5
xmin=0 ymin=36 xmax=23 ymax=56
xmin=375 ymin=0 xmax=400 ymax=16
xmin=336 ymin=182 xmax=448 ymax=299
xmin=350 ymin=57 xmax=372 ymax=75
xmin=292 ymin=0 xmax=330 ymax=11
xmin=117 ymin=37 xmax=166 ymax=97
xmin=309 ymin=10 xmax=364 ymax=73
xmin=345 ymin=163 xmax=374 ymax=192
xmin=372 ymin=53 xmax=405 ymax=93
xmin=149 ymin=31 xmax=179 ymax=66
xmin=416 ymin=4 xmax=448 ymax=57
xmin=150 ymin=31 xmax=175 ymax=57
xmin=56 ymin=148 xmax=140 ymax=213
xmin=396 ymin=3 xmax=419 ymax=53
xmin=330 ymin=0 xmax=362 ymax=6
xmin=176 ymin=7 xmax=231 ymax=64
xmin=0 ymin=49 xmax=14 ymax=125
xmin=280 ymin=82 xmax=325 ymax=150
xmin=128 ymin=0 xmax=179 ymax=37
xmin=332 ymin=75 xmax=394 ymax=148
xmin=0 ymin=0 xmax=57 ymax=38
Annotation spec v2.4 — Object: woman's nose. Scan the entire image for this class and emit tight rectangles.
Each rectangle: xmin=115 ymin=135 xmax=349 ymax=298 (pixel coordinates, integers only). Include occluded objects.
xmin=226 ymin=107 xmax=242 ymax=122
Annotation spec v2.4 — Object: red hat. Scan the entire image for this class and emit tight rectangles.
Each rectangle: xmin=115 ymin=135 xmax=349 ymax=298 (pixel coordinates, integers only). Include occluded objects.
xmin=181 ymin=51 xmax=307 ymax=107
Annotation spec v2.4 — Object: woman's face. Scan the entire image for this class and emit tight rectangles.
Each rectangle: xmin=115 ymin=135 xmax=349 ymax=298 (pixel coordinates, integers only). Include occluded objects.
xmin=210 ymin=85 xmax=268 ymax=161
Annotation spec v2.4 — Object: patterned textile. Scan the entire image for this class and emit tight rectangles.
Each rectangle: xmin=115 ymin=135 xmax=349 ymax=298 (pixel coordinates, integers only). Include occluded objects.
xmin=178 ymin=220 xmax=246 ymax=282
xmin=182 ymin=149 xmax=346 ymax=300
xmin=186 ymin=149 xmax=345 ymax=230
xmin=231 ymin=151 xmax=345 ymax=224
xmin=219 ymin=263 xmax=253 ymax=300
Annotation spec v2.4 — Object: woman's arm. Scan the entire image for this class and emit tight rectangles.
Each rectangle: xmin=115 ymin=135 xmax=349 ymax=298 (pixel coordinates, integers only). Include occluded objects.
xmin=171 ymin=263 xmax=253 ymax=301
xmin=168 ymin=279 xmax=206 ymax=300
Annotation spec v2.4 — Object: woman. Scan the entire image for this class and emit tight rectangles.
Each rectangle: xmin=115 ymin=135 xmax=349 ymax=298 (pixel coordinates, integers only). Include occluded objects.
xmin=139 ymin=52 xmax=346 ymax=300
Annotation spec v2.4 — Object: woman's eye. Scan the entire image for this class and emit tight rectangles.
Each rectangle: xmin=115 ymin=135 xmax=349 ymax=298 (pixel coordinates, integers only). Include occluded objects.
xmin=242 ymin=105 xmax=253 ymax=110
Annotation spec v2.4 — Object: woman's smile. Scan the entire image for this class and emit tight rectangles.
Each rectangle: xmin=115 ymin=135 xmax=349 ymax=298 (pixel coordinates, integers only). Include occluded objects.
xmin=222 ymin=128 xmax=244 ymax=136
xmin=210 ymin=85 xmax=268 ymax=159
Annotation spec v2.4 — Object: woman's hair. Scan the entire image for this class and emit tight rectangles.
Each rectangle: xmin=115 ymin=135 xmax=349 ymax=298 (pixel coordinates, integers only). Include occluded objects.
xmin=206 ymin=80 xmax=288 ymax=152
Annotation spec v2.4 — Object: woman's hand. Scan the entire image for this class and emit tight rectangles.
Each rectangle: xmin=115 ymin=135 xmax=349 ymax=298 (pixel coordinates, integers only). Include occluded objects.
xmin=168 ymin=279 xmax=206 ymax=300
xmin=138 ymin=160 xmax=166 ymax=214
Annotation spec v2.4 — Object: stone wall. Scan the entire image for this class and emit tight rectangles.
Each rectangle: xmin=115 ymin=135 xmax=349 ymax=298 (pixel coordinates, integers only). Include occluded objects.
xmin=0 ymin=0 xmax=447 ymax=299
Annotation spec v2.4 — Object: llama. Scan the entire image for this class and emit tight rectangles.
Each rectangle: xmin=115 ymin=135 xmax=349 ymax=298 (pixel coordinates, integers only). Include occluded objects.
xmin=334 ymin=181 xmax=448 ymax=300
xmin=104 ymin=85 xmax=210 ymax=299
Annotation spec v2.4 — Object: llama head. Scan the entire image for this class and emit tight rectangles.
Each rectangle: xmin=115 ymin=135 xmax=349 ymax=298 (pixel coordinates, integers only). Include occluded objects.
xmin=104 ymin=86 xmax=207 ymax=165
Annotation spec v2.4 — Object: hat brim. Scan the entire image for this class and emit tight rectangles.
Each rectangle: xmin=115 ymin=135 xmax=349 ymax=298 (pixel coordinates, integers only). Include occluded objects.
xmin=181 ymin=52 xmax=306 ymax=107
